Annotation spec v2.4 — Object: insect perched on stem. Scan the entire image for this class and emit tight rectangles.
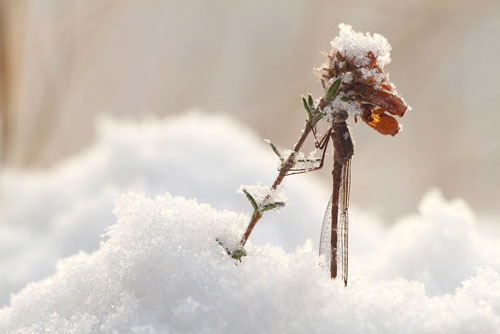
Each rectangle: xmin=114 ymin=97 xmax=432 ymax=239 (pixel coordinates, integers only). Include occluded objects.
xmin=278 ymin=98 xmax=355 ymax=286
xmin=233 ymin=24 xmax=410 ymax=286
xmin=313 ymin=24 xmax=409 ymax=285
xmin=318 ymin=110 xmax=353 ymax=287
xmin=295 ymin=68 xmax=407 ymax=286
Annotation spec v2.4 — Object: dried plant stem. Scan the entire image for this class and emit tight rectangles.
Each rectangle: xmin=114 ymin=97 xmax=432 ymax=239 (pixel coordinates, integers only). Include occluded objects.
xmin=240 ymin=119 xmax=314 ymax=247
xmin=238 ymin=87 xmax=335 ymax=249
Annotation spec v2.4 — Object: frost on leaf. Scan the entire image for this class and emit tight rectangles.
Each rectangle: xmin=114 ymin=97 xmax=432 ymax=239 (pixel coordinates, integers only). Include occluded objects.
xmin=282 ymin=149 xmax=322 ymax=171
xmin=319 ymin=24 xmax=410 ymax=136
xmin=238 ymin=183 xmax=286 ymax=212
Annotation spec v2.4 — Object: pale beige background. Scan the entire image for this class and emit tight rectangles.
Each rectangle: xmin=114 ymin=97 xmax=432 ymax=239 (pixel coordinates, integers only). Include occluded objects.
xmin=1 ymin=0 xmax=499 ymax=221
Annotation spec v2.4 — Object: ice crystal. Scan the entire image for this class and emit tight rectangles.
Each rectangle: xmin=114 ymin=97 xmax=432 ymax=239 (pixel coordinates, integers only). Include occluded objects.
xmin=238 ymin=183 xmax=286 ymax=210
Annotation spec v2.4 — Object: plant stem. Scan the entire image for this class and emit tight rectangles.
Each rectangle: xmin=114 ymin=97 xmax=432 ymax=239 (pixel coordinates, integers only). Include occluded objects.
xmin=238 ymin=83 xmax=335 ymax=247
xmin=240 ymin=117 xmax=315 ymax=246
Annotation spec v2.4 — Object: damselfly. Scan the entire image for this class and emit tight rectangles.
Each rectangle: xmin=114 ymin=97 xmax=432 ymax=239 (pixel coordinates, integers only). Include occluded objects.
xmin=319 ymin=110 xmax=353 ymax=287
xmin=282 ymin=106 xmax=353 ymax=285
xmin=237 ymin=26 xmax=409 ymax=285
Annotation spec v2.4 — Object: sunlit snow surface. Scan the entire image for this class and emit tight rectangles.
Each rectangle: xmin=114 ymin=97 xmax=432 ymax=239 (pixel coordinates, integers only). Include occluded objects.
xmin=0 ymin=113 xmax=330 ymax=306
xmin=1 ymin=113 xmax=500 ymax=333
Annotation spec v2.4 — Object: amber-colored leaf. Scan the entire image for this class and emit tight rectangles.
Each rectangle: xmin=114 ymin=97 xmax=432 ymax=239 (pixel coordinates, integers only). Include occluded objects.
xmin=361 ymin=108 xmax=400 ymax=136
xmin=366 ymin=89 xmax=407 ymax=117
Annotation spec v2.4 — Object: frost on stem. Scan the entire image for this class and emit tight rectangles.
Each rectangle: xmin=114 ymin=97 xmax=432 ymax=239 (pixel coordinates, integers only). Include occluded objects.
xmin=282 ymin=149 xmax=322 ymax=172
xmin=266 ymin=138 xmax=322 ymax=172
xmin=319 ymin=24 xmax=410 ymax=136
xmin=238 ymin=183 xmax=286 ymax=212
xmin=233 ymin=184 xmax=287 ymax=252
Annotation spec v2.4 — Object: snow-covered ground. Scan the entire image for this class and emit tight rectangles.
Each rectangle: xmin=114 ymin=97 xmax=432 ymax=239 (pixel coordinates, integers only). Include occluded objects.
xmin=1 ymin=113 xmax=499 ymax=333
xmin=0 ymin=112 xmax=330 ymax=306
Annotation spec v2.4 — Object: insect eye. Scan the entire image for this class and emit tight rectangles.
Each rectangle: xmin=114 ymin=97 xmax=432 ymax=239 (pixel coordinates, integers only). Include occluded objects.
xmin=334 ymin=110 xmax=349 ymax=122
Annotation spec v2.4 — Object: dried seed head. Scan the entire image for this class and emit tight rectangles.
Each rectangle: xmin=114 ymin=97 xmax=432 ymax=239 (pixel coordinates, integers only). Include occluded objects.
xmin=319 ymin=24 xmax=410 ymax=136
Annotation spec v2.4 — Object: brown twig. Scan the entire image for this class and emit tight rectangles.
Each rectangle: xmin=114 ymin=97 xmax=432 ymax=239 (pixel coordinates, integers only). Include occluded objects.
xmin=239 ymin=98 xmax=330 ymax=247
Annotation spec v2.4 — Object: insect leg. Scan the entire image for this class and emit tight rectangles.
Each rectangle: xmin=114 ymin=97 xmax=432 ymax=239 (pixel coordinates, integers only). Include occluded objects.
xmin=316 ymin=127 xmax=333 ymax=149
xmin=285 ymin=133 xmax=331 ymax=175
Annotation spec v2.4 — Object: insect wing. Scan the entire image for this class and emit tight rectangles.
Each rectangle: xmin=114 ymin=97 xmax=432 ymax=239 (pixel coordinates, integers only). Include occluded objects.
xmin=338 ymin=160 xmax=351 ymax=285
xmin=319 ymin=160 xmax=351 ymax=285
xmin=319 ymin=195 xmax=333 ymax=270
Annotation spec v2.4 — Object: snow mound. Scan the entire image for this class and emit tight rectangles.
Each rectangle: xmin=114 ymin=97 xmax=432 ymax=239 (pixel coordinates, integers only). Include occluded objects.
xmin=1 ymin=113 xmax=500 ymax=332
xmin=1 ymin=193 xmax=499 ymax=333
xmin=349 ymin=189 xmax=500 ymax=297
xmin=0 ymin=113 xmax=329 ymax=306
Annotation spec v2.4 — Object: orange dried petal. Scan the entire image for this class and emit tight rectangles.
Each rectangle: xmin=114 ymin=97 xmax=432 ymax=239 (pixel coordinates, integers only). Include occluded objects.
xmin=362 ymin=89 xmax=407 ymax=117
xmin=378 ymin=90 xmax=407 ymax=117
xmin=362 ymin=108 xmax=400 ymax=136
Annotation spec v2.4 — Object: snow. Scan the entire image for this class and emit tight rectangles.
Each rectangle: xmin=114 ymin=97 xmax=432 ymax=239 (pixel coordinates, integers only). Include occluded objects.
xmin=1 ymin=192 xmax=499 ymax=333
xmin=320 ymin=24 xmax=410 ymax=134
xmin=281 ymin=149 xmax=322 ymax=171
xmin=331 ymin=23 xmax=392 ymax=68
xmin=351 ymin=189 xmax=500 ymax=296
xmin=238 ymin=183 xmax=286 ymax=211
xmin=1 ymin=113 xmax=500 ymax=332
xmin=322 ymin=95 xmax=363 ymax=119
xmin=0 ymin=112 xmax=330 ymax=306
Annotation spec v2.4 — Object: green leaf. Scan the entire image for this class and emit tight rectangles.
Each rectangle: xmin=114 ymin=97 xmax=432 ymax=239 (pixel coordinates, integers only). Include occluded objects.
xmin=242 ymin=188 xmax=258 ymax=211
xmin=296 ymin=158 xmax=321 ymax=163
xmin=325 ymin=78 xmax=342 ymax=101
xmin=265 ymin=139 xmax=283 ymax=162
xmin=261 ymin=202 xmax=285 ymax=212
xmin=341 ymin=96 xmax=355 ymax=102
xmin=311 ymin=112 xmax=325 ymax=126
xmin=308 ymin=94 xmax=314 ymax=110
xmin=231 ymin=248 xmax=247 ymax=259
xmin=302 ymin=97 xmax=312 ymax=119
xmin=321 ymin=79 xmax=326 ymax=90
xmin=216 ymin=238 xmax=232 ymax=256
xmin=216 ymin=238 xmax=247 ymax=260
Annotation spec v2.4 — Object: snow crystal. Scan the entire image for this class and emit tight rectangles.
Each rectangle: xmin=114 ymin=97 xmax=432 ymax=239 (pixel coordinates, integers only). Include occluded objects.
xmin=359 ymin=67 xmax=382 ymax=82
xmin=1 ymin=193 xmax=500 ymax=333
xmin=238 ymin=183 xmax=286 ymax=210
xmin=341 ymin=70 xmax=353 ymax=83
xmin=331 ymin=23 xmax=392 ymax=68
xmin=322 ymin=96 xmax=363 ymax=119
xmin=281 ymin=149 xmax=322 ymax=171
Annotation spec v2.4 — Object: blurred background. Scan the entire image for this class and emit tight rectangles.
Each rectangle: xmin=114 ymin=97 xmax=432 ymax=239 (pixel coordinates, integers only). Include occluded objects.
xmin=0 ymin=0 xmax=499 ymax=222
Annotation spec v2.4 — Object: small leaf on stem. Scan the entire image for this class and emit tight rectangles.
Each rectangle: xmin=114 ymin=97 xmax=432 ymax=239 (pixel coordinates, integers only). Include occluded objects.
xmin=308 ymin=94 xmax=314 ymax=110
xmin=231 ymin=248 xmax=247 ymax=259
xmin=216 ymin=238 xmax=247 ymax=260
xmin=310 ymin=112 xmax=325 ymax=127
xmin=296 ymin=158 xmax=321 ymax=163
xmin=302 ymin=97 xmax=312 ymax=119
xmin=216 ymin=238 xmax=232 ymax=256
xmin=242 ymin=188 xmax=258 ymax=211
xmin=261 ymin=202 xmax=285 ymax=212
xmin=265 ymin=139 xmax=284 ymax=162
xmin=325 ymin=78 xmax=342 ymax=101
